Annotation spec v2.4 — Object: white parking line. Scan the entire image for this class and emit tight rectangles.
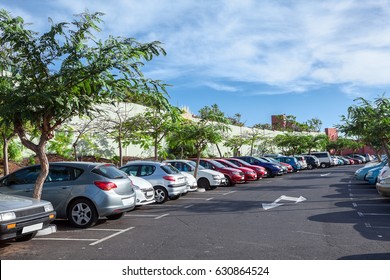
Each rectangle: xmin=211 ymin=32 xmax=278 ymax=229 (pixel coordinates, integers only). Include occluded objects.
xmin=34 ymin=238 xmax=99 ymax=242
xmin=124 ymin=214 xmax=160 ymax=217
xmin=86 ymin=228 xmax=124 ymax=232
xmin=154 ymin=213 xmax=170 ymax=220
xmin=358 ymin=212 xmax=390 ymax=216
xmin=89 ymin=226 xmax=134 ymax=246
xmin=223 ymin=191 xmax=237 ymax=196
xmin=184 ymin=204 xmax=194 ymax=209
xmin=206 ymin=197 xmax=214 ymax=201
xmin=353 ymin=203 xmax=390 ymax=207
xmin=179 ymin=197 xmax=211 ymax=200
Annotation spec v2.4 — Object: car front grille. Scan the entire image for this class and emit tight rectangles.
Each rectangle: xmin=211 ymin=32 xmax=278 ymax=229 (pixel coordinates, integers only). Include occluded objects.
xmin=15 ymin=207 xmax=46 ymax=218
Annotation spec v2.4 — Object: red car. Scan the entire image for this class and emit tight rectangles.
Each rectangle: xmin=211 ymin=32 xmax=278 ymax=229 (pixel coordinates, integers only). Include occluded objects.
xmin=214 ymin=158 xmax=257 ymax=182
xmin=224 ymin=157 xmax=267 ymax=179
xmin=190 ymin=158 xmax=245 ymax=186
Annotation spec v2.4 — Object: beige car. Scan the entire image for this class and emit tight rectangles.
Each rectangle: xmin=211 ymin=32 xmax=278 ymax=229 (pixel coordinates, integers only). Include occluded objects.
xmin=376 ymin=165 xmax=390 ymax=197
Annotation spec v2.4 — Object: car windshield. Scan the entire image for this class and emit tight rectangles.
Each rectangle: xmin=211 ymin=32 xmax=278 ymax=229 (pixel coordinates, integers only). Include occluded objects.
xmin=263 ymin=157 xmax=278 ymax=163
xmin=161 ymin=164 xmax=180 ymax=174
xmin=210 ymin=160 xmax=226 ymax=168
xmin=254 ymin=157 xmax=267 ymax=163
xmin=187 ymin=161 xmax=206 ymax=170
xmin=223 ymin=161 xmax=239 ymax=168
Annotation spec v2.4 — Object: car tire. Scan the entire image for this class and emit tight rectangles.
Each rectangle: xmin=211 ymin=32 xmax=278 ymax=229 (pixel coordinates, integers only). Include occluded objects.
xmin=307 ymin=164 xmax=313 ymax=170
xmin=15 ymin=232 xmax=37 ymax=242
xmin=198 ymin=178 xmax=211 ymax=190
xmin=154 ymin=186 xmax=168 ymax=204
xmin=266 ymin=168 xmax=275 ymax=178
xmin=320 ymin=163 xmax=327 ymax=168
xmin=67 ymin=198 xmax=98 ymax=228
xmin=106 ymin=212 xmax=125 ymax=220
xmin=225 ymin=176 xmax=235 ymax=186
xmin=169 ymin=194 xmax=181 ymax=200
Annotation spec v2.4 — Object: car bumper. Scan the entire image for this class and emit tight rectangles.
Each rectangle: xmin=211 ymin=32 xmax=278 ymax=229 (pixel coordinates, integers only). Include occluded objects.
xmin=135 ymin=189 xmax=155 ymax=206
xmin=0 ymin=211 xmax=56 ymax=241
xmin=376 ymin=182 xmax=390 ymax=197
xmin=167 ymin=183 xmax=187 ymax=196
xmin=376 ymin=180 xmax=390 ymax=197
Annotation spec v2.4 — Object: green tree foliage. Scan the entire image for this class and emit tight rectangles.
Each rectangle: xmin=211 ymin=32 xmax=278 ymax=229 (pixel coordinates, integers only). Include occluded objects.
xmin=128 ymin=107 xmax=182 ymax=161
xmin=173 ymin=104 xmax=231 ymax=177
xmin=0 ymin=10 xmax=170 ymax=199
xmin=337 ymin=96 xmax=390 ymax=165
xmin=224 ymin=135 xmax=250 ymax=156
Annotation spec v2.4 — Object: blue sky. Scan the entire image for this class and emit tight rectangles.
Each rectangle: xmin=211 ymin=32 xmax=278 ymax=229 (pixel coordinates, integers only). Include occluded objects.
xmin=3 ymin=0 xmax=390 ymax=130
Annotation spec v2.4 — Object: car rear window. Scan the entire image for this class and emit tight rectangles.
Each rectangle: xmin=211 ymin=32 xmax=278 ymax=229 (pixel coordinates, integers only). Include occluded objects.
xmin=92 ymin=164 xmax=127 ymax=179
xmin=161 ymin=164 xmax=180 ymax=174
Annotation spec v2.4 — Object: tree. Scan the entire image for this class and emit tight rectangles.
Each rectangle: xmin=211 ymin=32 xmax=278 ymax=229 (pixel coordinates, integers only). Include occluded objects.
xmin=198 ymin=104 xmax=231 ymax=157
xmin=0 ymin=10 xmax=170 ymax=199
xmin=128 ymin=107 xmax=182 ymax=161
xmin=180 ymin=105 xmax=230 ymax=177
xmin=224 ymin=135 xmax=250 ymax=156
xmin=337 ymin=96 xmax=390 ymax=166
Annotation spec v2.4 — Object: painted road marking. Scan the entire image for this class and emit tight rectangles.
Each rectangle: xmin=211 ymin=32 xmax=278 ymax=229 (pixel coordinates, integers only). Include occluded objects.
xmin=89 ymin=226 xmax=135 ymax=246
xmin=262 ymin=195 xmax=307 ymax=210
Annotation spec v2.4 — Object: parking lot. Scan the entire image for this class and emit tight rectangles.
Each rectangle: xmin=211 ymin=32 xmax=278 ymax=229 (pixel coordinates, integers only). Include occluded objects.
xmin=1 ymin=164 xmax=390 ymax=260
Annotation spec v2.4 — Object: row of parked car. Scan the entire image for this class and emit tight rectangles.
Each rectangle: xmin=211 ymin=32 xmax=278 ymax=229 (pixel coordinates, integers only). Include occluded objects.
xmin=354 ymin=155 xmax=390 ymax=197
xmin=1 ymin=152 xmax=383 ymax=243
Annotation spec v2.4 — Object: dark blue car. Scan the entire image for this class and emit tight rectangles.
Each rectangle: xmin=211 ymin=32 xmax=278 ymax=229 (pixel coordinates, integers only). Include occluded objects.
xmin=233 ymin=156 xmax=284 ymax=177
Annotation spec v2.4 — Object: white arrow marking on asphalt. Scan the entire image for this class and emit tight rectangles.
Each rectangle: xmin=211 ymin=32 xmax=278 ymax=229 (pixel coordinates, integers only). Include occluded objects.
xmin=320 ymin=173 xmax=331 ymax=176
xmin=262 ymin=203 xmax=284 ymax=210
xmin=262 ymin=195 xmax=307 ymax=210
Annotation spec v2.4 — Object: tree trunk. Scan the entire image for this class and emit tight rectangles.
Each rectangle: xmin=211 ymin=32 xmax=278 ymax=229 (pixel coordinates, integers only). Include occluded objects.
xmin=118 ymin=137 xmax=123 ymax=167
xmin=382 ymin=141 xmax=390 ymax=167
xmin=2 ymin=133 xmax=10 ymax=176
xmin=194 ymin=150 xmax=201 ymax=178
xmin=73 ymin=143 xmax=78 ymax=161
xmin=33 ymin=144 xmax=49 ymax=200
xmin=216 ymin=144 xmax=222 ymax=157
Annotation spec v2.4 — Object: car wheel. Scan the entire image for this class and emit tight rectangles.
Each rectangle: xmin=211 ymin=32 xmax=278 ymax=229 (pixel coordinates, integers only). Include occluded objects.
xmin=15 ymin=232 xmax=37 ymax=242
xmin=154 ymin=186 xmax=168 ymax=204
xmin=266 ymin=168 xmax=275 ymax=178
xmin=67 ymin=198 xmax=98 ymax=228
xmin=307 ymin=164 xmax=313 ymax=170
xmin=169 ymin=194 xmax=181 ymax=200
xmin=106 ymin=212 xmax=125 ymax=220
xmin=225 ymin=176 xmax=235 ymax=186
xmin=320 ymin=163 xmax=327 ymax=168
xmin=198 ymin=178 xmax=211 ymax=190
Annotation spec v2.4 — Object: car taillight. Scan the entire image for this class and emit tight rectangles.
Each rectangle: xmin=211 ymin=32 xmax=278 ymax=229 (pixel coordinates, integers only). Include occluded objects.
xmin=94 ymin=181 xmax=117 ymax=191
xmin=163 ymin=176 xmax=176 ymax=182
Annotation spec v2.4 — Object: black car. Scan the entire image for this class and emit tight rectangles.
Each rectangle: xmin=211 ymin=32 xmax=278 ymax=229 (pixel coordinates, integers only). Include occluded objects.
xmin=303 ymin=155 xmax=320 ymax=170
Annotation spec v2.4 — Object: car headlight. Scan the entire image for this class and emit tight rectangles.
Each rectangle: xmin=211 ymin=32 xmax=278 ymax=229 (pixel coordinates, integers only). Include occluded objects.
xmin=212 ymin=175 xmax=221 ymax=180
xmin=0 ymin=212 xmax=16 ymax=222
xmin=44 ymin=204 xmax=54 ymax=212
xmin=232 ymin=171 xmax=241 ymax=175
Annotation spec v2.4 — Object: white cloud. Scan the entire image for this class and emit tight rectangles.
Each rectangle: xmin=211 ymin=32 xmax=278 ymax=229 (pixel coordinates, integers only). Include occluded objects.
xmin=6 ymin=0 xmax=390 ymax=95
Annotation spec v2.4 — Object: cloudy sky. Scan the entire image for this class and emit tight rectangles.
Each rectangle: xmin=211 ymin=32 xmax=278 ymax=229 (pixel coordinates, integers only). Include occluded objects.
xmin=3 ymin=0 xmax=390 ymax=129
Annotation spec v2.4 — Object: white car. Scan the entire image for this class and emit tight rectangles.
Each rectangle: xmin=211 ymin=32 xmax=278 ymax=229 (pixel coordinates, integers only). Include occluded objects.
xmin=376 ymin=165 xmax=390 ymax=197
xmin=181 ymin=171 xmax=198 ymax=193
xmin=164 ymin=159 xmax=227 ymax=190
xmin=129 ymin=175 xmax=156 ymax=206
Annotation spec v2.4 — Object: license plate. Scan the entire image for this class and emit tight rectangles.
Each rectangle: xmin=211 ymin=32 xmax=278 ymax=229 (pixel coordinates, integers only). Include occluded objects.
xmin=146 ymin=191 xmax=154 ymax=196
xmin=22 ymin=223 xmax=43 ymax=234
xmin=122 ymin=197 xmax=134 ymax=206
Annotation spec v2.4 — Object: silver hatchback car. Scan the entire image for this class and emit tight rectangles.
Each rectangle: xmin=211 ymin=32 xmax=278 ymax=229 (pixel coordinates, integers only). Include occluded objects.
xmin=0 ymin=162 xmax=136 ymax=228
xmin=120 ymin=161 xmax=187 ymax=204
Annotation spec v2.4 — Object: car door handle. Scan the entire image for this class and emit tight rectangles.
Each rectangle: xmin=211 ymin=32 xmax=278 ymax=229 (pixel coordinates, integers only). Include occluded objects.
xmin=62 ymin=186 xmax=70 ymax=189
xmin=24 ymin=189 xmax=33 ymax=192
